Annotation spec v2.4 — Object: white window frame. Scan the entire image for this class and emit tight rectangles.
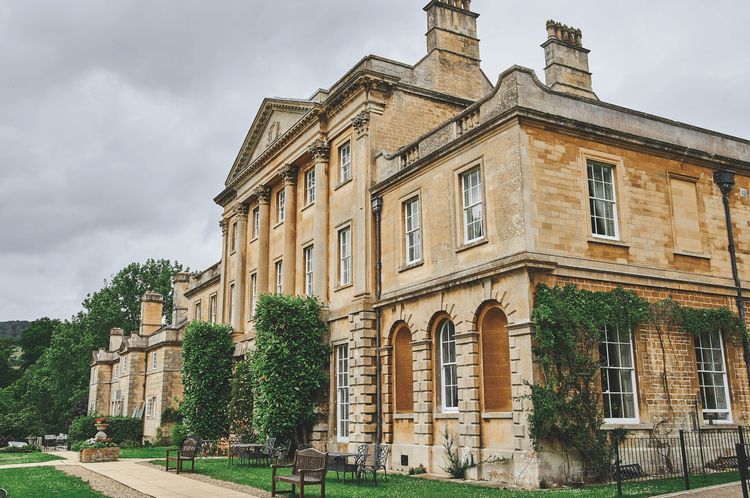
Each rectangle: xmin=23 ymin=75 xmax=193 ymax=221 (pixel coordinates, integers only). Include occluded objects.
xmin=122 ymin=356 xmax=127 ymax=374
xmin=438 ymin=319 xmax=458 ymax=413
xmin=250 ymin=273 xmax=257 ymax=317
xmin=152 ymin=352 xmax=157 ymax=371
xmin=461 ymin=167 xmax=484 ymax=243
xmin=587 ymin=160 xmax=619 ymax=240
xmin=229 ymin=283 xmax=235 ymax=324
xmin=304 ymin=246 xmax=314 ymax=296
xmin=277 ymin=190 xmax=285 ymax=223
xmin=276 ymin=261 xmax=283 ymax=294
xmin=231 ymin=222 xmax=237 ymax=252
xmin=145 ymin=397 xmax=154 ymax=418
xmin=340 ymin=142 xmax=351 ymax=182
xmin=210 ymin=295 xmax=217 ymax=324
xmin=253 ymin=208 xmax=260 ymax=238
xmin=114 ymin=365 xmax=119 ymax=380
xmin=600 ymin=325 xmax=639 ymax=423
xmin=405 ymin=197 xmax=421 ymax=264
xmin=338 ymin=228 xmax=351 ymax=286
xmin=195 ymin=301 xmax=201 ymax=321
xmin=337 ymin=344 xmax=350 ymax=442
xmin=696 ymin=331 xmax=732 ymax=423
xmin=305 ymin=168 xmax=315 ymax=205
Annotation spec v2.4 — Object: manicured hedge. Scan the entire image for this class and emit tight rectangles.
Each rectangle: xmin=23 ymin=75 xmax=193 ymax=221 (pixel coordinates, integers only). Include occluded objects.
xmin=68 ymin=416 xmax=143 ymax=445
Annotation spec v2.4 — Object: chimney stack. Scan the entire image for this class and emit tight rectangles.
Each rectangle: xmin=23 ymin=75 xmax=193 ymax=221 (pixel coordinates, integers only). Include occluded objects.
xmin=424 ymin=1 xmax=480 ymax=61
xmin=541 ymin=20 xmax=598 ymax=100
xmin=171 ymin=272 xmax=190 ymax=325
xmin=139 ymin=291 xmax=164 ymax=336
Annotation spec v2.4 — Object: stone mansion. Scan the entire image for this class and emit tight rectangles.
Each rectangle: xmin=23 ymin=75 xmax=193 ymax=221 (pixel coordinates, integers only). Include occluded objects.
xmin=89 ymin=0 xmax=750 ymax=486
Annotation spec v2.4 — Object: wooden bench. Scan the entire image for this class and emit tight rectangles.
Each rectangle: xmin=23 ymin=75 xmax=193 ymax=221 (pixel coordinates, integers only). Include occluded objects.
xmin=166 ymin=439 xmax=197 ymax=474
xmin=272 ymin=448 xmax=329 ymax=498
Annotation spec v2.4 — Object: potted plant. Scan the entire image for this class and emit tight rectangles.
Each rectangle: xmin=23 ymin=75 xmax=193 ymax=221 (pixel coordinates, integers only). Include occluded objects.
xmin=94 ymin=417 xmax=108 ymax=432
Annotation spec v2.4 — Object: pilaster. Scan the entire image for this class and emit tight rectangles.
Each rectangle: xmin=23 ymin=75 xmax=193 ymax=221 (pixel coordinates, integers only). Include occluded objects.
xmin=219 ymin=219 xmax=229 ymax=324
xmin=309 ymin=139 xmax=330 ymax=300
xmin=280 ymin=164 xmax=299 ymax=295
xmin=348 ymin=310 xmax=378 ymax=444
xmin=411 ymin=339 xmax=434 ymax=446
xmin=254 ymin=186 xmax=271 ymax=294
xmin=507 ymin=321 xmax=535 ymax=451
xmin=455 ymin=331 xmax=481 ymax=449
xmin=232 ymin=203 xmax=249 ymax=332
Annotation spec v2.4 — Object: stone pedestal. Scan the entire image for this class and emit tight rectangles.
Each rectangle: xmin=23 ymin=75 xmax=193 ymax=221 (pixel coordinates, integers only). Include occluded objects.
xmin=80 ymin=447 xmax=119 ymax=463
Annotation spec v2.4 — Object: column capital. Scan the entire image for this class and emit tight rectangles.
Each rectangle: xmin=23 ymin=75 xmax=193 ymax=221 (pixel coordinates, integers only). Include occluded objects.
xmin=280 ymin=164 xmax=299 ymax=185
xmin=233 ymin=203 xmax=250 ymax=220
xmin=253 ymin=185 xmax=271 ymax=204
xmin=219 ymin=219 xmax=229 ymax=235
xmin=352 ymin=110 xmax=371 ymax=135
xmin=308 ymin=139 xmax=330 ymax=162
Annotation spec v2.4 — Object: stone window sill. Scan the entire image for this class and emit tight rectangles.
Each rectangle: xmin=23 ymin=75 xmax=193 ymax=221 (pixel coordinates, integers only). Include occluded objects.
xmin=301 ymin=202 xmax=314 ymax=213
xmin=334 ymin=177 xmax=353 ymax=191
xmin=334 ymin=282 xmax=353 ymax=293
xmin=456 ymin=238 xmax=488 ymax=254
xmin=674 ymin=250 xmax=710 ymax=260
xmin=398 ymin=260 xmax=424 ymax=273
xmin=588 ymin=237 xmax=629 ymax=248
xmin=433 ymin=412 xmax=459 ymax=420
xmin=394 ymin=413 xmax=414 ymax=420
xmin=482 ymin=412 xmax=513 ymax=419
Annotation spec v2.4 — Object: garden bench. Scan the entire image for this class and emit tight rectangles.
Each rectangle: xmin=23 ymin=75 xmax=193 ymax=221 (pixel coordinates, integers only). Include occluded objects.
xmin=272 ymin=447 xmax=328 ymax=498
xmin=166 ymin=439 xmax=197 ymax=474
xmin=611 ymin=463 xmax=646 ymax=481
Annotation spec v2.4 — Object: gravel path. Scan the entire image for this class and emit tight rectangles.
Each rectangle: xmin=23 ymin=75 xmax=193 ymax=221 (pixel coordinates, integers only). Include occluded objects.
xmin=138 ymin=462 xmax=271 ymax=497
xmin=56 ymin=463 xmax=154 ymax=498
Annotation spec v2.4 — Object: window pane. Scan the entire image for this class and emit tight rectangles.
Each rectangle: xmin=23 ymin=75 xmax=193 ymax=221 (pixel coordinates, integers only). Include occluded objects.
xmin=600 ymin=325 xmax=637 ymax=421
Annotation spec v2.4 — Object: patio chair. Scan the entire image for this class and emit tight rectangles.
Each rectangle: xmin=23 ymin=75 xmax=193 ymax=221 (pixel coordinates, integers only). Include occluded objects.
xmin=248 ymin=437 xmax=276 ymax=466
xmin=356 ymin=444 xmax=389 ymax=487
xmin=44 ymin=434 xmax=56 ymax=451
xmin=228 ymin=436 xmax=243 ymax=465
xmin=272 ymin=447 xmax=328 ymax=498
xmin=274 ymin=439 xmax=293 ymax=464
xmin=334 ymin=444 xmax=368 ymax=484
xmin=0 ymin=487 xmax=7 ymax=498
xmin=166 ymin=439 xmax=197 ymax=474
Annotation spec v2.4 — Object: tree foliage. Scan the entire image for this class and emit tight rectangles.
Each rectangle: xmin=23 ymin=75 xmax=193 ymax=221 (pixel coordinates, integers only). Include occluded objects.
xmin=19 ymin=317 xmax=59 ymax=369
xmin=250 ymin=294 xmax=330 ymax=445
xmin=180 ymin=321 xmax=234 ymax=439
xmin=228 ymin=359 xmax=254 ymax=442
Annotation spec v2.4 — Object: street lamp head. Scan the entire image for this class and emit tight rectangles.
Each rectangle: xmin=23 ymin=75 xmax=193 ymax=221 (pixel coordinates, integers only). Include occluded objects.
xmin=713 ymin=170 xmax=736 ymax=196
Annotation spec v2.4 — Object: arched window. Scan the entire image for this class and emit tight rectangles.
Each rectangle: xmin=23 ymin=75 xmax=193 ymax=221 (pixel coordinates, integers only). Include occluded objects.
xmin=481 ymin=307 xmax=512 ymax=412
xmin=438 ymin=319 xmax=458 ymax=412
xmin=395 ymin=326 xmax=414 ymax=413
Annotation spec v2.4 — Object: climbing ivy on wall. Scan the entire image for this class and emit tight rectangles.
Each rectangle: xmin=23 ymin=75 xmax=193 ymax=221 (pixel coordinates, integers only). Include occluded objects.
xmin=527 ymin=283 xmax=744 ymax=479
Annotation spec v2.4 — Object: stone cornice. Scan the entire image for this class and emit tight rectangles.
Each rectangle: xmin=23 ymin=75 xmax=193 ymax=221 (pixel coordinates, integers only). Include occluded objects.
xmin=184 ymin=273 xmax=221 ymax=299
xmin=214 ymin=188 xmax=237 ymax=207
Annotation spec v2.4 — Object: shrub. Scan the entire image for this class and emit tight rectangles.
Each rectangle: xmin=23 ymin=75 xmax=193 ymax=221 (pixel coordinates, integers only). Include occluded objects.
xmin=171 ymin=423 xmax=189 ymax=447
xmin=0 ymin=444 xmax=40 ymax=454
xmin=68 ymin=416 xmax=97 ymax=444
xmin=68 ymin=415 xmax=142 ymax=445
xmin=160 ymin=406 xmax=183 ymax=425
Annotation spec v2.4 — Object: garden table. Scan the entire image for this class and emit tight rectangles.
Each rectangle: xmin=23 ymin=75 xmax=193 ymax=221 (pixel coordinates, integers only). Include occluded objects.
xmin=327 ymin=452 xmax=359 ymax=484
xmin=231 ymin=443 xmax=266 ymax=466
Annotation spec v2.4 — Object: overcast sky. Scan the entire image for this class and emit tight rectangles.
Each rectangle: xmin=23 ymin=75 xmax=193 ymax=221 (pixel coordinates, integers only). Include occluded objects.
xmin=1 ymin=0 xmax=748 ymax=322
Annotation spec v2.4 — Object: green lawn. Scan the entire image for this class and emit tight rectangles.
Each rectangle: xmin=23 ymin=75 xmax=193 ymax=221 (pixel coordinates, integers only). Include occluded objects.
xmin=118 ymin=445 xmax=178 ymax=459
xmin=0 ymin=452 xmax=66 ymax=466
xmin=148 ymin=459 xmax=742 ymax=497
xmin=0 ymin=466 xmax=107 ymax=497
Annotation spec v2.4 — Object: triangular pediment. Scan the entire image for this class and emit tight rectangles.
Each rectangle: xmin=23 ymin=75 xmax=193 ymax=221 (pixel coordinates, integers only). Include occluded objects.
xmin=226 ymin=98 xmax=316 ymax=185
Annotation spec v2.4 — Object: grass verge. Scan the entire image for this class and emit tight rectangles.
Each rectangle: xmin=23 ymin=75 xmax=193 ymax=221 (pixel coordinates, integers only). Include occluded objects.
xmin=0 ymin=452 xmax=66 ymax=466
xmin=118 ymin=446 xmax=177 ymax=459
xmin=147 ymin=458 xmax=742 ymax=497
xmin=0 ymin=466 xmax=107 ymax=497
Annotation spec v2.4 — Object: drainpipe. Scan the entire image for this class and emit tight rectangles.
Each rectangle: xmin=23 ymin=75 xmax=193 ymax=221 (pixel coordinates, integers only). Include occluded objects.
xmin=372 ymin=196 xmax=383 ymax=446
xmin=713 ymin=170 xmax=750 ymax=395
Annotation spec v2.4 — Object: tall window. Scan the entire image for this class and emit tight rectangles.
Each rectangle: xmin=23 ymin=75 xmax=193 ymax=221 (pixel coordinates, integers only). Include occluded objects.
xmin=277 ymin=190 xmax=285 ymax=222
xmin=696 ymin=331 xmax=731 ymax=422
xmin=195 ymin=301 xmax=201 ymax=321
xmin=253 ymin=208 xmax=260 ymax=238
xmin=145 ymin=397 xmax=154 ymax=418
xmin=152 ymin=352 xmax=157 ymax=371
xmin=122 ymin=356 xmax=127 ymax=374
xmin=587 ymin=160 xmax=618 ymax=239
xmin=438 ymin=319 xmax=458 ymax=412
xmin=114 ymin=365 xmax=119 ymax=380
xmin=340 ymin=142 xmax=351 ymax=182
xmin=405 ymin=197 xmax=421 ymax=264
xmin=250 ymin=273 xmax=257 ymax=317
xmin=461 ymin=167 xmax=483 ymax=243
xmin=229 ymin=284 xmax=235 ymax=324
xmin=337 ymin=344 xmax=349 ymax=441
xmin=275 ymin=261 xmax=283 ymax=293
xmin=305 ymin=168 xmax=316 ymax=204
xmin=339 ymin=228 xmax=351 ymax=285
xmin=395 ymin=326 xmax=414 ymax=413
xmin=481 ymin=308 xmax=512 ymax=412
xmin=210 ymin=295 xmax=217 ymax=324
xmin=231 ymin=222 xmax=237 ymax=251
xmin=600 ymin=325 xmax=638 ymax=422
xmin=304 ymin=246 xmax=314 ymax=295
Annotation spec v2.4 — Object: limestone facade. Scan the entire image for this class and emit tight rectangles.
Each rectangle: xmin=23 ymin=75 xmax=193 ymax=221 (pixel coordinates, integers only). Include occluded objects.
xmin=89 ymin=1 xmax=750 ymax=485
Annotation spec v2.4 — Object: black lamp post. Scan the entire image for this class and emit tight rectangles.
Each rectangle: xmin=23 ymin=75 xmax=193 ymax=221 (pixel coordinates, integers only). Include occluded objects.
xmin=712 ymin=170 xmax=750 ymax=390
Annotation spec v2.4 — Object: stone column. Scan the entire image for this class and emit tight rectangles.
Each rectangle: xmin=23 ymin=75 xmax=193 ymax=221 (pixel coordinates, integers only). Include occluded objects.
xmin=380 ymin=345 xmax=394 ymax=444
xmin=411 ymin=339 xmax=434 ymax=446
xmin=455 ymin=331 xmax=481 ymax=451
xmin=352 ymin=111 xmax=371 ymax=298
xmin=219 ymin=219 xmax=229 ymax=323
xmin=232 ymin=203 xmax=249 ymax=332
xmin=280 ymin=164 xmax=299 ymax=295
xmin=254 ymin=186 xmax=271 ymax=294
xmin=309 ymin=139 xmax=330 ymax=300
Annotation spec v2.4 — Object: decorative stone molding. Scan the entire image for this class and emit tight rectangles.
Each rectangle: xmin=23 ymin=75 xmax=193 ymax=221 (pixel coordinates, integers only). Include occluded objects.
xmin=280 ymin=164 xmax=299 ymax=185
xmin=308 ymin=139 xmax=330 ymax=162
xmin=352 ymin=110 xmax=371 ymax=135
xmin=233 ymin=203 xmax=250 ymax=220
xmin=214 ymin=188 xmax=237 ymax=207
xmin=546 ymin=20 xmax=582 ymax=46
xmin=219 ymin=219 xmax=229 ymax=236
xmin=252 ymin=185 xmax=271 ymax=204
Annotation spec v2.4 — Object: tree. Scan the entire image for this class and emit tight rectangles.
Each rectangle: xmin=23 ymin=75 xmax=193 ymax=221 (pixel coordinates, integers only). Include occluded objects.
xmin=83 ymin=258 xmax=184 ymax=347
xmin=181 ymin=321 xmax=234 ymax=438
xmin=0 ymin=338 xmax=22 ymax=389
xmin=228 ymin=359 xmax=254 ymax=442
xmin=250 ymin=294 xmax=330 ymax=445
xmin=19 ymin=317 xmax=59 ymax=369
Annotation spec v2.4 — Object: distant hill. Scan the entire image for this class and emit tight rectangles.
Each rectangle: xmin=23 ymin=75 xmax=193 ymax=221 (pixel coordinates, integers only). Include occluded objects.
xmin=0 ymin=321 xmax=32 ymax=340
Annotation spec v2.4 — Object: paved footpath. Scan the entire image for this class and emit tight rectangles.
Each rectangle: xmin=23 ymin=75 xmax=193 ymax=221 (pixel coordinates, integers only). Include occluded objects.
xmin=651 ymin=482 xmax=744 ymax=498
xmin=2 ymin=451 xmax=260 ymax=498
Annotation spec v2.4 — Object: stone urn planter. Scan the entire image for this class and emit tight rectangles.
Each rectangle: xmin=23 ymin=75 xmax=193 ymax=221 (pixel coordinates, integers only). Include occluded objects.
xmin=95 ymin=423 xmax=108 ymax=432
xmin=80 ymin=447 xmax=119 ymax=463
